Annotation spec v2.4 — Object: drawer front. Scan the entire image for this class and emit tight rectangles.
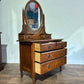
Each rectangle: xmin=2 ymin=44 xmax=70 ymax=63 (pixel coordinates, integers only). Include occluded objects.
xmin=35 ymin=48 xmax=67 ymax=63
xmin=25 ymin=35 xmax=33 ymax=39
xmin=35 ymin=56 xmax=66 ymax=75
xmin=35 ymin=41 xmax=67 ymax=52
xmin=56 ymin=41 xmax=67 ymax=49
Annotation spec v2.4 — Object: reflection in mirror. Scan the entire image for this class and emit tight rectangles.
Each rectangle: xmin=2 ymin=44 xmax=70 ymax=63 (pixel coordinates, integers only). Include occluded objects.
xmin=26 ymin=2 xmax=42 ymax=30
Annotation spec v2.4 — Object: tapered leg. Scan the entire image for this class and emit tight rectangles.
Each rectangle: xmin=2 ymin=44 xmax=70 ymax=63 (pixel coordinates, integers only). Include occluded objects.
xmin=0 ymin=65 xmax=3 ymax=71
xmin=60 ymin=66 xmax=62 ymax=71
xmin=32 ymin=73 xmax=36 ymax=84
xmin=31 ymin=43 xmax=36 ymax=84
xmin=20 ymin=68 xmax=23 ymax=78
xmin=33 ymin=77 xmax=36 ymax=84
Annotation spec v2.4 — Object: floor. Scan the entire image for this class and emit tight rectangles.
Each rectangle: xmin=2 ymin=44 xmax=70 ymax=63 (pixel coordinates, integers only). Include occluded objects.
xmin=0 ymin=64 xmax=84 ymax=84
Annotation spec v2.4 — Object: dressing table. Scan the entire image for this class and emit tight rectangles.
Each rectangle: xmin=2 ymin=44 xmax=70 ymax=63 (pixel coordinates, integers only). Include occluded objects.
xmin=18 ymin=0 xmax=67 ymax=84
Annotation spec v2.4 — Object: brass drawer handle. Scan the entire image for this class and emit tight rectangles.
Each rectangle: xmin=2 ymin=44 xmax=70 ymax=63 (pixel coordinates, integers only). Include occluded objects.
xmin=48 ymin=54 xmax=51 ymax=58
xmin=61 ymin=44 xmax=64 ymax=47
xmin=56 ymin=43 xmax=57 ymax=47
xmin=48 ymin=65 xmax=50 ymax=69
xmin=61 ymin=60 xmax=63 ymax=63
xmin=28 ymin=36 xmax=30 ymax=38
xmin=61 ymin=51 xmax=64 ymax=54
xmin=28 ymin=36 xmax=33 ymax=39
xmin=48 ymin=46 xmax=51 ymax=49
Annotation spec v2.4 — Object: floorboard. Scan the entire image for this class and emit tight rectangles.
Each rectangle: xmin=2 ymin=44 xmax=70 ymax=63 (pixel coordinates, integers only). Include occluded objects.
xmin=0 ymin=64 xmax=84 ymax=84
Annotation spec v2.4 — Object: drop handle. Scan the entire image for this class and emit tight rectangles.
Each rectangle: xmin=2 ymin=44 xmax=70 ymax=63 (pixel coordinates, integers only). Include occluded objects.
xmin=56 ymin=43 xmax=57 ymax=47
xmin=61 ymin=60 xmax=63 ymax=63
xmin=48 ymin=54 xmax=51 ymax=58
xmin=61 ymin=44 xmax=64 ymax=47
xmin=48 ymin=46 xmax=51 ymax=49
xmin=61 ymin=51 xmax=64 ymax=54
xmin=48 ymin=65 xmax=50 ymax=69
xmin=28 ymin=36 xmax=30 ymax=38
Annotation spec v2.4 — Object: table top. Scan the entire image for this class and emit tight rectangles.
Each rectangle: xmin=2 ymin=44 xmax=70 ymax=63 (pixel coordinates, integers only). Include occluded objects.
xmin=18 ymin=39 xmax=63 ymax=43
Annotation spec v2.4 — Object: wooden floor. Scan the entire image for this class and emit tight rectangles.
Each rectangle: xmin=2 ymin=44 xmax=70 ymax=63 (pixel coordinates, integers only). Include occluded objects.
xmin=0 ymin=64 xmax=84 ymax=84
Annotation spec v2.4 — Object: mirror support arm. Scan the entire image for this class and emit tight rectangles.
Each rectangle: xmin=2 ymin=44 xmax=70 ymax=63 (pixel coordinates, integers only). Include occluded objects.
xmin=43 ymin=14 xmax=46 ymax=34
xmin=20 ymin=9 xmax=27 ymax=34
xmin=23 ymin=10 xmax=25 ymax=28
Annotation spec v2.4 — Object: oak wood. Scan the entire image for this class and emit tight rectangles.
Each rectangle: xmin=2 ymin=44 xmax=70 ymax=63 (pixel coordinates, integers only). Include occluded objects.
xmin=19 ymin=0 xmax=51 ymax=40
xmin=35 ymin=56 xmax=66 ymax=75
xmin=19 ymin=40 xmax=67 ymax=84
xmin=56 ymin=41 xmax=67 ymax=49
xmin=35 ymin=48 xmax=67 ymax=63
xmin=18 ymin=39 xmax=63 ymax=43
xmin=19 ymin=43 xmax=23 ymax=78
xmin=35 ymin=41 xmax=67 ymax=52
xmin=20 ymin=42 xmax=32 ymax=77
xmin=18 ymin=0 xmax=67 ymax=84
xmin=31 ymin=43 xmax=36 ymax=84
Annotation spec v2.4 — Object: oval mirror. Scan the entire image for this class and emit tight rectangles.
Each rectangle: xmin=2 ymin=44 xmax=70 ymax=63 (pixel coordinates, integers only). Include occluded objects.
xmin=25 ymin=1 xmax=43 ymax=31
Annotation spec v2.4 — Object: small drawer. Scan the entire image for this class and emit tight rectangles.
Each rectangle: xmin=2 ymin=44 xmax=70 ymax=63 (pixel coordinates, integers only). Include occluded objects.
xmin=35 ymin=41 xmax=67 ymax=52
xmin=35 ymin=42 xmax=56 ymax=52
xmin=35 ymin=48 xmax=67 ymax=63
xmin=40 ymin=34 xmax=51 ymax=39
xmin=35 ymin=56 xmax=66 ymax=75
xmin=25 ymin=35 xmax=33 ymax=39
xmin=56 ymin=41 xmax=67 ymax=49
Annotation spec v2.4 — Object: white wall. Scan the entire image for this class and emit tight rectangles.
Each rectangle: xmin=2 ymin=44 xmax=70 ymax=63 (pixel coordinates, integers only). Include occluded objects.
xmin=0 ymin=0 xmax=84 ymax=64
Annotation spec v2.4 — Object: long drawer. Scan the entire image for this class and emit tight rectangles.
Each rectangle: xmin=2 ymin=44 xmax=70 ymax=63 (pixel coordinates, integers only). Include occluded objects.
xmin=35 ymin=56 xmax=66 ymax=75
xmin=35 ymin=41 xmax=67 ymax=52
xmin=35 ymin=48 xmax=67 ymax=63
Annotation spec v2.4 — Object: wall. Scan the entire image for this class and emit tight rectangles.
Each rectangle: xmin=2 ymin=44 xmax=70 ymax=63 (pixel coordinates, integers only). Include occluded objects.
xmin=0 ymin=0 xmax=84 ymax=64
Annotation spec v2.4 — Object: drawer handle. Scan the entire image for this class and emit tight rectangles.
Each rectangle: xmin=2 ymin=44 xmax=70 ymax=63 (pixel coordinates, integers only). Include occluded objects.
xmin=61 ymin=44 xmax=64 ymax=47
xmin=48 ymin=54 xmax=51 ymax=58
xmin=48 ymin=65 xmax=50 ymax=69
xmin=61 ymin=60 xmax=63 ymax=63
xmin=61 ymin=51 xmax=64 ymax=54
xmin=56 ymin=43 xmax=57 ymax=47
xmin=48 ymin=46 xmax=51 ymax=49
xmin=28 ymin=36 xmax=30 ymax=38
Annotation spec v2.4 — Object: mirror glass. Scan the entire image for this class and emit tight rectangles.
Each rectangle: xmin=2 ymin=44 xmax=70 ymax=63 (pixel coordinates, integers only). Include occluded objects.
xmin=26 ymin=2 xmax=42 ymax=30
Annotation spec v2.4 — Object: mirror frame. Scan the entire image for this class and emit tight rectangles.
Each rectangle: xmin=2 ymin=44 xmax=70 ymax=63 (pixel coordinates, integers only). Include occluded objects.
xmin=25 ymin=0 xmax=43 ymax=34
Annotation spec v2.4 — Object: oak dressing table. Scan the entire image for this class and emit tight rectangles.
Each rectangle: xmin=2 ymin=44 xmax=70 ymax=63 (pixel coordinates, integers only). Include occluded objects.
xmin=18 ymin=0 xmax=67 ymax=84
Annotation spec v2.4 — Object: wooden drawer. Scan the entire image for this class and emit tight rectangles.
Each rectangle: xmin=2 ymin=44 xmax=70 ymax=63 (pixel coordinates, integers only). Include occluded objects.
xmin=35 ymin=56 xmax=66 ymax=75
xmin=35 ymin=48 xmax=67 ymax=63
xmin=56 ymin=41 xmax=67 ymax=49
xmin=35 ymin=41 xmax=67 ymax=52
